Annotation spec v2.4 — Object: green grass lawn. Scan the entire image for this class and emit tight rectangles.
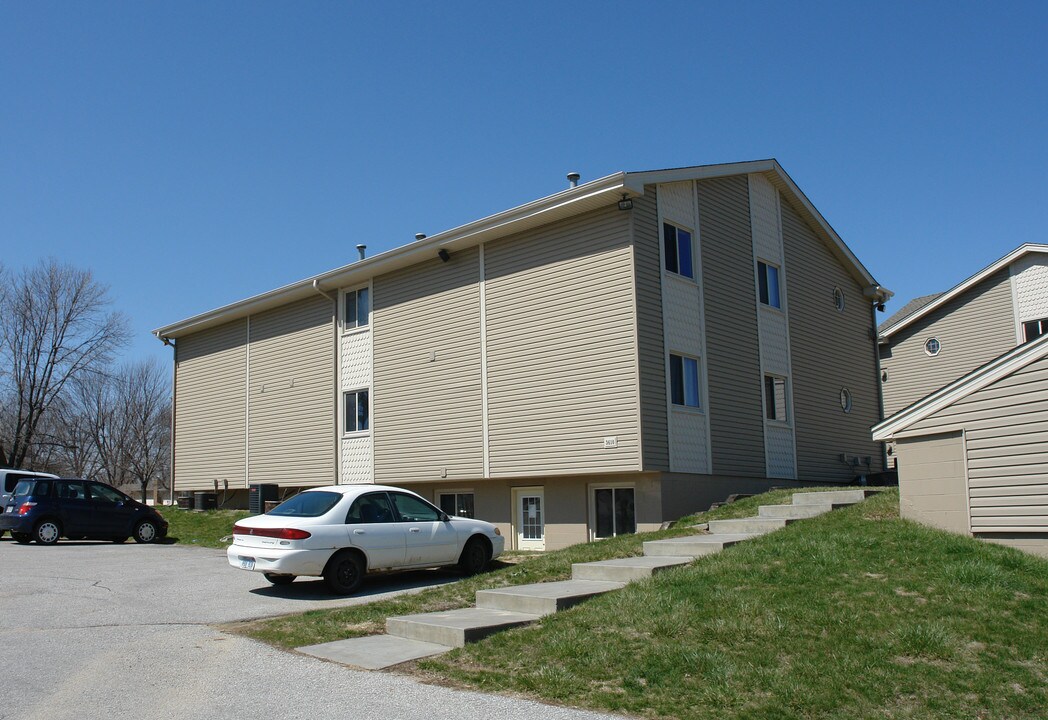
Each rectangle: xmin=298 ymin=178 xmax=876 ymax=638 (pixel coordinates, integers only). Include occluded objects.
xmin=157 ymin=506 xmax=250 ymax=548
xmin=232 ymin=488 xmax=1048 ymax=719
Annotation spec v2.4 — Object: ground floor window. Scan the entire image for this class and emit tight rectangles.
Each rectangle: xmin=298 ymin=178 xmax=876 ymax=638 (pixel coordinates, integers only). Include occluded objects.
xmin=593 ymin=486 xmax=636 ymax=539
xmin=438 ymin=491 xmax=475 ymax=518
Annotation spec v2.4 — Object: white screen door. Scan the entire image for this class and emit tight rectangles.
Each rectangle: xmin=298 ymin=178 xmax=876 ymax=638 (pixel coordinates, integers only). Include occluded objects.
xmin=513 ymin=487 xmax=545 ymax=550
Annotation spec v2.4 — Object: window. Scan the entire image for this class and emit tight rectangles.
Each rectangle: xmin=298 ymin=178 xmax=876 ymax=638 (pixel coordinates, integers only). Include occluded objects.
xmin=269 ymin=491 xmax=342 ymax=517
xmin=663 ymin=222 xmax=694 ymax=279
xmin=758 ymin=261 xmax=781 ymax=309
xmin=346 ymin=493 xmax=395 ymax=524
xmin=1023 ymin=318 xmax=1048 ymax=342
xmin=594 ymin=487 xmax=636 ymax=539
xmin=669 ymin=354 xmax=701 ymax=408
xmin=389 ymin=492 xmax=442 ymax=522
xmin=924 ymin=337 xmax=941 ymax=356
xmin=344 ymin=287 xmax=370 ymax=330
xmin=344 ymin=389 xmax=370 ymax=432
xmin=840 ymin=387 xmax=853 ymax=413
xmin=764 ymin=375 xmax=788 ymax=422
xmin=439 ymin=491 xmax=475 ymax=519
xmin=88 ymin=483 xmax=127 ymax=504
xmin=833 ymin=287 xmax=846 ymax=313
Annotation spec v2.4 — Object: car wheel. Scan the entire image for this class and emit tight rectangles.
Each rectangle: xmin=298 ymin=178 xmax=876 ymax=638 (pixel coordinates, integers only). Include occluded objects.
xmin=133 ymin=520 xmax=158 ymax=544
xmin=12 ymin=532 xmax=31 ymax=544
xmin=264 ymin=573 xmax=295 ymax=586
xmin=34 ymin=520 xmax=61 ymax=545
xmin=323 ymin=550 xmax=365 ymax=595
xmin=457 ymin=536 xmax=491 ymax=576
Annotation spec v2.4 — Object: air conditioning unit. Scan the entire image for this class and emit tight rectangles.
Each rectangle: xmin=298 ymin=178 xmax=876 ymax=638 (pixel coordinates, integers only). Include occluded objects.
xmin=249 ymin=484 xmax=279 ymax=514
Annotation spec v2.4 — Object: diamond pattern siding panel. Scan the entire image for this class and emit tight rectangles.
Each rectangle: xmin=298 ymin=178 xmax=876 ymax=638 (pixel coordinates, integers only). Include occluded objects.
xmin=340 ymin=436 xmax=372 ymax=484
xmin=659 ymin=181 xmax=695 ymax=229
xmin=749 ymin=173 xmax=782 ymax=263
xmin=669 ymin=409 xmax=710 ymax=474
xmin=759 ymin=308 xmax=790 ymax=377
xmin=664 ymin=275 xmax=704 ymax=357
xmin=340 ymin=330 xmax=372 ymax=390
xmin=765 ymin=423 xmax=796 ymax=479
xmin=1012 ymin=255 xmax=1048 ymax=323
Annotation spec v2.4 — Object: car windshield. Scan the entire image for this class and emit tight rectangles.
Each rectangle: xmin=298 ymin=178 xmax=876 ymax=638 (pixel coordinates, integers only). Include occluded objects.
xmin=267 ymin=491 xmax=341 ymax=517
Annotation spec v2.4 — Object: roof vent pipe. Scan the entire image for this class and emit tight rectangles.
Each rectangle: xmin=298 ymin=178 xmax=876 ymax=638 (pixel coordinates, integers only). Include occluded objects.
xmin=567 ymin=172 xmax=580 ymax=188
xmin=355 ymin=244 xmax=366 ymax=260
xmin=415 ymin=233 xmax=426 ymax=241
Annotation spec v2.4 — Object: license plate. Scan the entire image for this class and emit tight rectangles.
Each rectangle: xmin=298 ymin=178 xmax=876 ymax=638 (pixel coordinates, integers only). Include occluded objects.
xmin=238 ymin=557 xmax=255 ymax=570
xmin=4 ymin=506 xmax=12 ymax=514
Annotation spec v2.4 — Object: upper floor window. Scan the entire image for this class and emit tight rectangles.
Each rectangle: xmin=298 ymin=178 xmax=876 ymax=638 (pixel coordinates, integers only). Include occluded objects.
xmin=924 ymin=337 xmax=941 ymax=356
xmin=663 ymin=222 xmax=694 ymax=279
xmin=669 ymin=353 xmax=701 ymax=408
xmin=758 ymin=261 xmax=781 ymax=309
xmin=1023 ymin=318 xmax=1048 ymax=343
xmin=764 ymin=375 xmax=788 ymax=422
xmin=344 ymin=389 xmax=370 ymax=433
xmin=833 ymin=286 xmax=846 ymax=313
xmin=344 ymin=287 xmax=370 ymax=330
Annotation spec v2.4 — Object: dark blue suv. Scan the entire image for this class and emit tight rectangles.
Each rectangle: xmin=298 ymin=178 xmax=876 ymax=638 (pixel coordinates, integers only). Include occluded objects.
xmin=0 ymin=477 xmax=168 ymax=545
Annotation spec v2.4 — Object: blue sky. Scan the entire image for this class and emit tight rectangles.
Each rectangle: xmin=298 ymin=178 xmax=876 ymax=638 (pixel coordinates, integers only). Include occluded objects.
xmin=3 ymin=2 xmax=1046 ymax=365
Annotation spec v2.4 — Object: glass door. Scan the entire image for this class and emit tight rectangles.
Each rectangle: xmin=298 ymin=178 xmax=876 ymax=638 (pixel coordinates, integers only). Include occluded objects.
xmin=513 ymin=487 xmax=545 ymax=550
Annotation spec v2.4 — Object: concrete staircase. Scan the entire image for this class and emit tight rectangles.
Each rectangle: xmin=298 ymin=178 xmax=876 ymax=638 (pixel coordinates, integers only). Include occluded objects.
xmin=296 ymin=488 xmax=877 ymax=669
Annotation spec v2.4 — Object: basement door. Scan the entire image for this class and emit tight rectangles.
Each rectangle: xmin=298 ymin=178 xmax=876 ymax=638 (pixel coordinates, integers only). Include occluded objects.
xmin=513 ymin=487 xmax=545 ymax=551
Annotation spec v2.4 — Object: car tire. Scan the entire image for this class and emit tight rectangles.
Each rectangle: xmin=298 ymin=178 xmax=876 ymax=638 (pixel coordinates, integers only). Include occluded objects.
xmin=323 ymin=550 xmax=365 ymax=595
xmin=133 ymin=520 xmax=159 ymax=544
xmin=264 ymin=573 xmax=295 ymax=586
xmin=457 ymin=536 xmax=491 ymax=576
xmin=34 ymin=520 xmax=61 ymax=545
xmin=12 ymin=532 xmax=31 ymax=544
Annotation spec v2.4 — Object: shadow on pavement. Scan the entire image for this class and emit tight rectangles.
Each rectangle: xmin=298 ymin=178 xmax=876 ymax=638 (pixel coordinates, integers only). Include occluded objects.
xmin=247 ymin=568 xmax=463 ymax=601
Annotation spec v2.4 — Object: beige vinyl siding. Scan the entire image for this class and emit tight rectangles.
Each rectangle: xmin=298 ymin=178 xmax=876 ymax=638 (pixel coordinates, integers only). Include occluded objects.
xmin=247 ymin=296 xmax=336 ymax=487
xmin=906 ymin=354 xmax=1048 ymax=532
xmin=881 ymin=269 xmax=1015 ymax=416
xmin=780 ymin=189 xmax=883 ymax=480
xmin=372 ymin=248 xmax=484 ymax=483
xmin=485 ymin=206 xmax=640 ymax=476
xmin=895 ymin=432 xmax=969 ymax=533
xmin=696 ymin=176 xmax=765 ymax=476
xmin=632 ymin=186 xmax=669 ymax=471
xmin=174 ymin=319 xmax=247 ymax=491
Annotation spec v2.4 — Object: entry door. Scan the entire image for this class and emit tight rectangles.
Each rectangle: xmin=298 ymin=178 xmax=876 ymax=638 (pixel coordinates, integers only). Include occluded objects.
xmin=514 ymin=488 xmax=545 ymax=551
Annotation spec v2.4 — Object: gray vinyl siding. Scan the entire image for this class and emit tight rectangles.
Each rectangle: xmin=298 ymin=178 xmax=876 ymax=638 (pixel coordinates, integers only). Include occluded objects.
xmin=696 ymin=176 xmax=765 ymax=476
xmin=485 ymin=206 xmax=640 ymax=476
xmin=247 ymin=296 xmax=336 ymax=487
xmin=632 ymin=185 xmax=669 ymax=471
xmin=780 ymin=191 xmax=883 ymax=480
xmin=372 ymin=248 xmax=484 ymax=483
xmin=881 ymin=269 xmax=1015 ymax=416
xmin=174 ymin=319 xmax=247 ymax=491
xmin=906 ymin=354 xmax=1048 ymax=532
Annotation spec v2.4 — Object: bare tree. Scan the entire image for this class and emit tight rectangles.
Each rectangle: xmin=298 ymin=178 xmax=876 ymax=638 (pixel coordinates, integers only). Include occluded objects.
xmin=119 ymin=360 xmax=170 ymax=502
xmin=0 ymin=260 xmax=129 ymax=469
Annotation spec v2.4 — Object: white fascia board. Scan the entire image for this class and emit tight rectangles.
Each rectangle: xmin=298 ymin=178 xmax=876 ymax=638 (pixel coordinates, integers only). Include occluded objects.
xmin=624 ymin=159 xmax=887 ymax=298
xmin=871 ymin=332 xmax=1048 ymax=440
xmin=878 ymin=244 xmax=1048 ymax=342
xmin=154 ymin=172 xmax=631 ymax=339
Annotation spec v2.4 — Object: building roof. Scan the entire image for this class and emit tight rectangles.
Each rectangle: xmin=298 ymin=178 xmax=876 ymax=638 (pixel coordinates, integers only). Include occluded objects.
xmin=872 ymin=331 xmax=1048 ymax=440
xmin=154 ymin=159 xmax=890 ymax=340
xmin=878 ymin=244 xmax=1048 ymax=343
xmin=878 ymin=292 xmax=943 ymax=331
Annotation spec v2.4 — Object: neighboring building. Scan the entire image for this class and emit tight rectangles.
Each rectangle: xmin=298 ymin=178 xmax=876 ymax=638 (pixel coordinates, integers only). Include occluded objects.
xmin=872 ymin=334 xmax=1048 ymax=559
xmin=154 ymin=160 xmax=891 ymax=550
xmin=879 ymin=244 xmax=1048 ymax=418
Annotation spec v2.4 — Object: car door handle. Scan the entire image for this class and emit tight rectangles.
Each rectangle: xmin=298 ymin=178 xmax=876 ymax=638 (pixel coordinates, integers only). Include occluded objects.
xmin=353 ymin=529 xmax=365 ymax=535
xmin=409 ymin=527 xmax=421 ymax=533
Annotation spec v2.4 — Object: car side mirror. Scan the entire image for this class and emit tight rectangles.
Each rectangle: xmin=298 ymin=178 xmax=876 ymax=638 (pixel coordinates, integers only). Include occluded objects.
xmin=441 ymin=512 xmax=451 ymax=522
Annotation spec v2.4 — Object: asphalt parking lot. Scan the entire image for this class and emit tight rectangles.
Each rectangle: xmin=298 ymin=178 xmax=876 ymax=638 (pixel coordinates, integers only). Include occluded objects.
xmin=0 ymin=538 xmax=615 ymax=720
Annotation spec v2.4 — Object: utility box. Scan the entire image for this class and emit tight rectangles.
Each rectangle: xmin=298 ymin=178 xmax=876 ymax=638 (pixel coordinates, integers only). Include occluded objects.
xmin=249 ymin=484 xmax=279 ymax=514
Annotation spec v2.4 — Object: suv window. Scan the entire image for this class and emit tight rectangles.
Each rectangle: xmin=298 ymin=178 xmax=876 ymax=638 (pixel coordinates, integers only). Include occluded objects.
xmin=13 ymin=479 xmax=52 ymax=497
xmin=346 ymin=493 xmax=395 ymax=524
xmin=57 ymin=481 xmax=87 ymax=501
xmin=389 ymin=493 xmax=442 ymax=522
xmin=89 ymin=483 xmax=127 ymax=504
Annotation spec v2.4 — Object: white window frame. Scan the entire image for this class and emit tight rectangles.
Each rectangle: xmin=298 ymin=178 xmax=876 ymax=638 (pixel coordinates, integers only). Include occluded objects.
xmin=757 ymin=260 xmax=782 ymax=309
xmin=833 ymin=286 xmax=846 ymax=313
xmin=1022 ymin=317 xmax=1048 ymax=343
xmin=662 ymin=221 xmax=695 ymax=280
xmin=924 ymin=337 xmax=942 ymax=357
xmin=668 ymin=352 xmax=702 ymax=410
xmin=763 ymin=374 xmax=790 ymax=424
xmin=342 ymin=388 xmax=370 ymax=436
xmin=437 ymin=488 xmax=475 ymax=519
xmin=588 ymin=482 xmax=637 ymax=541
xmin=342 ymin=285 xmax=371 ymax=333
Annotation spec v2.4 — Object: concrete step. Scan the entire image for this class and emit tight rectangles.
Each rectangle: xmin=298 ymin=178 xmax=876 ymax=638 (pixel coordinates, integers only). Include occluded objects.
xmin=297 ymin=634 xmax=450 ymax=670
xmin=386 ymin=607 xmax=539 ymax=648
xmin=643 ymin=534 xmax=755 ymax=557
xmin=475 ymin=579 xmax=625 ymax=616
xmin=792 ymin=489 xmax=874 ymax=506
xmin=758 ymin=503 xmax=834 ymax=519
xmin=706 ymin=517 xmax=793 ymax=535
xmin=571 ymin=555 xmax=692 ymax=582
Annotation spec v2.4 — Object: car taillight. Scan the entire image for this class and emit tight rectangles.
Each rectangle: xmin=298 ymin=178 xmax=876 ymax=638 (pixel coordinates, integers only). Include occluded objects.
xmin=18 ymin=502 xmax=36 ymax=516
xmin=232 ymin=524 xmax=310 ymax=540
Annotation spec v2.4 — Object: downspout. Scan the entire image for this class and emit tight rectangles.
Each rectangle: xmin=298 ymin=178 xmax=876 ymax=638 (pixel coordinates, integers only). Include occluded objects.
xmin=864 ymin=285 xmax=891 ymax=472
xmin=312 ymin=279 xmax=339 ymax=483
xmin=313 ymin=278 xmax=337 ymax=302
xmin=156 ymin=333 xmax=177 ymax=506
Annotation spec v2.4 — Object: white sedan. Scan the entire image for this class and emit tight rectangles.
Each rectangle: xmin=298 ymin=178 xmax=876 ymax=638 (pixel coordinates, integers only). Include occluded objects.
xmin=227 ymin=484 xmax=505 ymax=594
